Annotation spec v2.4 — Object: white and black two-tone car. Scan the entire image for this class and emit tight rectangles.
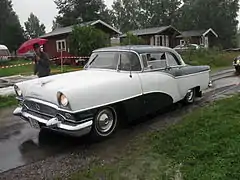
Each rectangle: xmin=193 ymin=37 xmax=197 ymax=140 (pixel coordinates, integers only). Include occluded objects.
xmin=13 ymin=45 xmax=211 ymax=139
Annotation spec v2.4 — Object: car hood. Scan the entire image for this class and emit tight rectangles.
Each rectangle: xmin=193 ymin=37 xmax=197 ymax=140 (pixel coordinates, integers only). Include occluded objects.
xmin=17 ymin=69 xmax=132 ymax=105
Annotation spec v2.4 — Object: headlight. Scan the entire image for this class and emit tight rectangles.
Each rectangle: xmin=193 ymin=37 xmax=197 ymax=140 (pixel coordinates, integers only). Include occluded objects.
xmin=57 ymin=92 xmax=69 ymax=106
xmin=14 ymin=85 xmax=22 ymax=96
xmin=237 ymin=60 xmax=240 ymax=64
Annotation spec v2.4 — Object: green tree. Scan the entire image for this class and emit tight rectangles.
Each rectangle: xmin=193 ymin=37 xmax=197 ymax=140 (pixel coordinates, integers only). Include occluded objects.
xmin=54 ymin=0 xmax=112 ymax=27
xmin=176 ymin=0 xmax=239 ymax=48
xmin=0 ymin=0 xmax=25 ymax=51
xmin=24 ymin=13 xmax=46 ymax=38
xmin=111 ymin=0 xmax=181 ymax=33
xmin=111 ymin=0 xmax=142 ymax=33
xmin=139 ymin=0 xmax=182 ymax=27
xmin=69 ymin=26 xmax=109 ymax=56
xmin=121 ymin=32 xmax=145 ymax=45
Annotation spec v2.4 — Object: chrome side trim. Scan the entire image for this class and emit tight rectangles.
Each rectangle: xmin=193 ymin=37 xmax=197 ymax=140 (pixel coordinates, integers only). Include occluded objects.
xmin=142 ymin=68 xmax=210 ymax=79
xmin=175 ymin=70 xmax=210 ymax=79
xmin=23 ymin=98 xmax=58 ymax=109
xmin=23 ymin=93 xmax=143 ymax=114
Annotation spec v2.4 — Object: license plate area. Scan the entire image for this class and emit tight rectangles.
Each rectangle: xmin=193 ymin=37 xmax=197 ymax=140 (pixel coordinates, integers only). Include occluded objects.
xmin=29 ymin=118 xmax=40 ymax=129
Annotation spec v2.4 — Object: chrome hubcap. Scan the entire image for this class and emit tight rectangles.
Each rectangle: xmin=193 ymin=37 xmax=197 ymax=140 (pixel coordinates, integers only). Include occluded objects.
xmin=187 ymin=90 xmax=194 ymax=101
xmin=96 ymin=109 xmax=114 ymax=133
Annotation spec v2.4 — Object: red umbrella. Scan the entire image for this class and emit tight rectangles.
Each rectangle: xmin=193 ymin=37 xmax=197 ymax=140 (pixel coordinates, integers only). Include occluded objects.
xmin=17 ymin=38 xmax=48 ymax=54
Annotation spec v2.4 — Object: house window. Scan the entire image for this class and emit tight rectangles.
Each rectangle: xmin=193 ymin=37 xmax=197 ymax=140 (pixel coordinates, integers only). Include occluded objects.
xmin=165 ymin=36 xmax=169 ymax=47
xmin=56 ymin=39 xmax=66 ymax=52
xmin=155 ymin=35 xmax=169 ymax=47
xmin=155 ymin=35 xmax=162 ymax=46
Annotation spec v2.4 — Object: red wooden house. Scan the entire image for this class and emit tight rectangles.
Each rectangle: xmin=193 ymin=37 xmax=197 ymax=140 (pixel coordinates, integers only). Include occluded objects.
xmin=40 ymin=19 xmax=121 ymax=64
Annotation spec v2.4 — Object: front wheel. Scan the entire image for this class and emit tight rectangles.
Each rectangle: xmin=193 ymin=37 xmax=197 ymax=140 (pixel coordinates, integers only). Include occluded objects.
xmin=91 ymin=107 xmax=118 ymax=140
xmin=183 ymin=89 xmax=195 ymax=104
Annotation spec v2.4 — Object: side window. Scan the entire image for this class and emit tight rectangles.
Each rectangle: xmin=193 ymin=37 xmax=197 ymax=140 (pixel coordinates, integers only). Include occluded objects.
xmin=146 ymin=52 xmax=167 ymax=70
xmin=166 ymin=52 xmax=181 ymax=67
xmin=119 ymin=52 xmax=141 ymax=71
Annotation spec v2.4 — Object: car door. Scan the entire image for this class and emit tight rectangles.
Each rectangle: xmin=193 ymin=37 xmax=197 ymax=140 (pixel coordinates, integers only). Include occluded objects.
xmin=117 ymin=51 xmax=146 ymax=121
xmin=165 ymin=51 xmax=198 ymax=98
xmin=138 ymin=52 xmax=182 ymax=115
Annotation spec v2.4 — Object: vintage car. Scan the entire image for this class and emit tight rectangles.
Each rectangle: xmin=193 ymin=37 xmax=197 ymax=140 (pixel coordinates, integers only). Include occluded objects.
xmin=13 ymin=45 xmax=211 ymax=139
xmin=233 ymin=55 xmax=240 ymax=74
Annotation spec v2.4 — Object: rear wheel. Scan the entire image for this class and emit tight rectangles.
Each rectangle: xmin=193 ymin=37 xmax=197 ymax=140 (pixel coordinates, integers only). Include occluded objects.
xmin=91 ymin=107 xmax=118 ymax=140
xmin=183 ymin=88 xmax=195 ymax=104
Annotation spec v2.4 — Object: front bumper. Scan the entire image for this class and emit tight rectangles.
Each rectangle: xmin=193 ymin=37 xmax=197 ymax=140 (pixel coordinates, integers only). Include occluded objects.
xmin=13 ymin=107 xmax=93 ymax=137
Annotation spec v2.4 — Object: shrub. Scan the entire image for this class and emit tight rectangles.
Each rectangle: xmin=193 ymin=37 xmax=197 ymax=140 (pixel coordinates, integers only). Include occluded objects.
xmin=181 ymin=49 xmax=238 ymax=68
xmin=69 ymin=26 xmax=109 ymax=56
xmin=121 ymin=32 xmax=145 ymax=45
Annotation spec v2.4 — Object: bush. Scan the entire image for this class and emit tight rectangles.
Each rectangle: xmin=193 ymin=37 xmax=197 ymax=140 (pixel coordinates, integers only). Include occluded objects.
xmin=121 ymin=32 xmax=145 ymax=45
xmin=181 ymin=49 xmax=238 ymax=68
xmin=69 ymin=26 xmax=109 ymax=56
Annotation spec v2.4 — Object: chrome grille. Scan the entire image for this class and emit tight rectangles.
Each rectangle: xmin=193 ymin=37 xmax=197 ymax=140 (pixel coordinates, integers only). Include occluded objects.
xmin=23 ymin=99 xmax=57 ymax=117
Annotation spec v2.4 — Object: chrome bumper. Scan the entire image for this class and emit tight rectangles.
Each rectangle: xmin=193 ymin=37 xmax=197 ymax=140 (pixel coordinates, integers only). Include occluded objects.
xmin=13 ymin=107 xmax=93 ymax=137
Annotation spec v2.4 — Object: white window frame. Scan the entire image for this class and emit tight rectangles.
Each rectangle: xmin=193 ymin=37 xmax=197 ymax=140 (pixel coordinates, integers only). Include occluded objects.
xmin=155 ymin=35 xmax=169 ymax=47
xmin=56 ymin=39 xmax=66 ymax=52
xmin=165 ymin=36 xmax=169 ymax=47
xmin=204 ymin=36 xmax=209 ymax=48
xmin=155 ymin=35 xmax=160 ymax=46
xmin=150 ymin=36 xmax=154 ymax=45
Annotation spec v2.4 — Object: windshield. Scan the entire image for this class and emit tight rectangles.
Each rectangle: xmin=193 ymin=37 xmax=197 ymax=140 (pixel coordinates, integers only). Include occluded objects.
xmin=86 ymin=52 xmax=119 ymax=70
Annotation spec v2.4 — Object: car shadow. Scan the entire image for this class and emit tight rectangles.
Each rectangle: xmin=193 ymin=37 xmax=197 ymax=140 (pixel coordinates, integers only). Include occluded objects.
xmin=17 ymin=101 xmax=197 ymax=164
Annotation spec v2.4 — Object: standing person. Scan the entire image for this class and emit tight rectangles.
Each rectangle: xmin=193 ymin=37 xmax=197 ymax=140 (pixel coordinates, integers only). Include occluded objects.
xmin=33 ymin=43 xmax=51 ymax=78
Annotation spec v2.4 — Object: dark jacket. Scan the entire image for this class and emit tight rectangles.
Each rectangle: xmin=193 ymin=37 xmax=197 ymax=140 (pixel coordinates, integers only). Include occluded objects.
xmin=34 ymin=52 xmax=51 ymax=78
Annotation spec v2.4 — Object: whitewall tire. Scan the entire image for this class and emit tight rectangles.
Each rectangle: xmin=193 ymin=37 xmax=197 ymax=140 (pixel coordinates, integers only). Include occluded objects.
xmin=91 ymin=107 xmax=118 ymax=139
xmin=183 ymin=89 xmax=195 ymax=104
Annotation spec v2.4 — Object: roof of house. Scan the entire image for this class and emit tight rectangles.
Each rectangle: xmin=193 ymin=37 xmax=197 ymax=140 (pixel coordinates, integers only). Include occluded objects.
xmin=119 ymin=25 xmax=181 ymax=38
xmin=177 ymin=28 xmax=218 ymax=38
xmin=40 ymin=19 xmax=121 ymax=38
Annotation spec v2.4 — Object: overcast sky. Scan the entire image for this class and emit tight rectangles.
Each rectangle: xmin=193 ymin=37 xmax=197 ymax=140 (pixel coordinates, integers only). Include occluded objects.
xmin=12 ymin=0 xmax=240 ymax=33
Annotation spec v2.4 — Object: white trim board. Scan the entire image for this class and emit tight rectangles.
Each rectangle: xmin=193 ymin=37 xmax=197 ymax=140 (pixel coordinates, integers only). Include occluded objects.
xmin=203 ymin=28 xmax=218 ymax=37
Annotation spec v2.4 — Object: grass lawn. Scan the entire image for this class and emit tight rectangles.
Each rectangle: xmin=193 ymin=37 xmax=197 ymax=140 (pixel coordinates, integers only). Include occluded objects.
xmin=68 ymin=94 xmax=240 ymax=180
xmin=0 ymin=95 xmax=17 ymax=109
xmin=0 ymin=59 xmax=82 ymax=77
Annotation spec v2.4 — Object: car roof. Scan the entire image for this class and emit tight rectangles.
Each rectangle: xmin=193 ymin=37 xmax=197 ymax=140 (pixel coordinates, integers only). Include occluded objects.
xmin=93 ymin=45 xmax=175 ymax=54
